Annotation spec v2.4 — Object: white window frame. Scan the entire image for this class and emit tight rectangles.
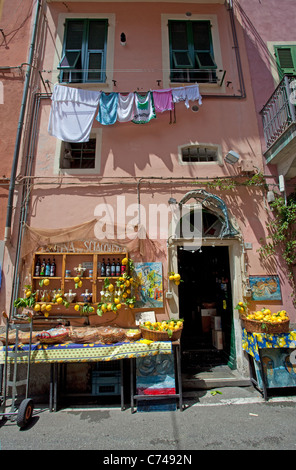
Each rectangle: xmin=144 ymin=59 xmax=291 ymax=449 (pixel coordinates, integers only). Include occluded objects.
xmin=54 ymin=128 xmax=102 ymax=175
xmin=178 ymin=142 xmax=223 ymax=166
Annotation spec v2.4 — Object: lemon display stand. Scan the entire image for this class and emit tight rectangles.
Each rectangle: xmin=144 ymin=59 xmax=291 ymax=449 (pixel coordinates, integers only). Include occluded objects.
xmin=242 ymin=329 xmax=296 ymax=400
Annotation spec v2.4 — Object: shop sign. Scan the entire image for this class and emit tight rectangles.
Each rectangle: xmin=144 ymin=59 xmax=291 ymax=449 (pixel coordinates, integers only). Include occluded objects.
xmin=37 ymin=239 xmax=125 ymax=254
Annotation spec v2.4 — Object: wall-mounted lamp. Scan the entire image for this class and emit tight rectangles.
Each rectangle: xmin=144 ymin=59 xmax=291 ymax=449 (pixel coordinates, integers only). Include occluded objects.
xmin=120 ymin=33 xmax=126 ymax=46
xmin=168 ymin=197 xmax=177 ymax=205
xmin=224 ymin=150 xmax=240 ymax=165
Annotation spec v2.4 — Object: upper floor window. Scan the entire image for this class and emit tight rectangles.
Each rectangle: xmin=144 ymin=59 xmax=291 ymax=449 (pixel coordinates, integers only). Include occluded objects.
xmin=274 ymin=45 xmax=296 ymax=78
xmin=58 ymin=19 xmax=108 ymax=84
xmin=168 ymin=20 xmax=217 ymax=84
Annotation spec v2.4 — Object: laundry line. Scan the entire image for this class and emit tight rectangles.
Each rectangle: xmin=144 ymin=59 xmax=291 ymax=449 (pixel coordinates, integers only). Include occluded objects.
xmin=48 ymin=83 xmax=202 ymax=142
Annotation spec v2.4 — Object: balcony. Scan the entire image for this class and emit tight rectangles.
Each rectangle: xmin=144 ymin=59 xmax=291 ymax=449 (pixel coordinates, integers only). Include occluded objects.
xmin=261 ymin=75 xmax=296 ymax=179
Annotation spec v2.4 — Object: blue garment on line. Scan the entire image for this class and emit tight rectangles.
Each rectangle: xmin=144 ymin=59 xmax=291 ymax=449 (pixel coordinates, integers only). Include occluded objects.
xmin=96 ymin=92 xmax=118 ymax=125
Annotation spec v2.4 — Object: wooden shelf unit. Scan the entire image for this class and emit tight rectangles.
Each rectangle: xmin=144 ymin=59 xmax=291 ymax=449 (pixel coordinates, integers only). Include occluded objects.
xmin=31 ymin=251 xmax=128 ymax=307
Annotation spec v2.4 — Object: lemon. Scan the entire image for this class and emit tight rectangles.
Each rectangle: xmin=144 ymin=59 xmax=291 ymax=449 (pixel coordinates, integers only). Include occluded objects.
xmin=263 ymin=309 xmax=271 ymax=315
xmin=43 ymin=278 xmax=50 ymax=286
xmin=175 ymin=280 xmax=180 ymax=286
xmin=74 ymin=276 xmax=80 ymax=283
xmin=116 ymin=303 xmax=122 ymax=310
xmin=173 ymin=273 xmax=181 ymax=281
xmin=45 ymin=304 xmax=52 ymax=312
xmin=129 ymin=304 xmax=134 ymax=309
xmin=34 ymin=303 xmax=41 ymax=312
xmin=238 ymin=301 xmax=244 ymax=306
xmin=121 ymin=257 xmax=128 ymax=265
xmin=26 ymin=290 xmax=32 ymax=298
xmin=107 ymin=303 xmax=112 ymax=311
xmin=108 ymin=284 xmax=114 ymax=292
xmin=169 ymin=275 xmax=175 ymax=281
xmin=126 ymin=289 xmax=131 ymax=294
xmin=125 ymin=280 xmax=130 ymax=287
xmin=44 ymin=312 xmax=49 ymax=318
xmin=41 ymin=303 xmax=47 ymax=312
xmin=74 ymin=304 xmax=80 ymax=312
xmin=56 ymin=296 xmax=63 ymax=304
xmin=78 ymin=280 xmax=83 ymax=288
xmin=122 ymin=293 xmax=127 ymax=298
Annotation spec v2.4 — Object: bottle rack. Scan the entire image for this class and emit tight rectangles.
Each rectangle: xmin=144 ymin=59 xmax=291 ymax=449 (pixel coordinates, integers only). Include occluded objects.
xmin=31 ymin=251 xmax=128 ymax=307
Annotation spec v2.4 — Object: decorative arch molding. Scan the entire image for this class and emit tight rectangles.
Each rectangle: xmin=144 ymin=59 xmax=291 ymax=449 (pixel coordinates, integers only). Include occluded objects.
xmin=179 ymin=189 xmax=239 ymax=238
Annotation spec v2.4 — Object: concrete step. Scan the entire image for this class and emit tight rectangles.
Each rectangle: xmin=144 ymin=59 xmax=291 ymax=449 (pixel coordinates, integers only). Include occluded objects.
xmin=182 ymin=365 xmax=251 ymax=390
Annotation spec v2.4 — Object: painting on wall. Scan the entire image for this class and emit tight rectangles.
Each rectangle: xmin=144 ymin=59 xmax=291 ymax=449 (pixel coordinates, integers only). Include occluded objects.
xmin=133 ymin=262 xmax=163 ymax=308
xmin=254 ymin=348 xmax=296 ymax=389
xmin=249 ymin=275 xmax=282 ymax=301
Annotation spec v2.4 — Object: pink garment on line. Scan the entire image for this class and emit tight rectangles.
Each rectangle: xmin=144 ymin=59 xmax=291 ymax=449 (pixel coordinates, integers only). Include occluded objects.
xmin=152 ymin=89 xmax=174 ymax=113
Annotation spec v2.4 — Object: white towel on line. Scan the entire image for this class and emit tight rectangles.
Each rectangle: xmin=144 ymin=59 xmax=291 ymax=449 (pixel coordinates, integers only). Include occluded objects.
xmin=48 ymin=84 xmax=101 ymax=142
xmin=172 ymin=84 xmax=202 ymax=109
xmin=117 ymin=93 xmax=135 ymax=122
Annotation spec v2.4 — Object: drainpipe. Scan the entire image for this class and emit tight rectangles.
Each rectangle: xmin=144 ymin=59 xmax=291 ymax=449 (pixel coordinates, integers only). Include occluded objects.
xmin=4 ymin=0 xmax=42 ymax=243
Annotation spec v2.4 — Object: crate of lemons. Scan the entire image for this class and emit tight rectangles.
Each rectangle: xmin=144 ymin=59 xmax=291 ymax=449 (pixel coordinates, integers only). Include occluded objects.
xmin=236 ymin=301 xmax=290 ymax=333
xmin=140 ymin=318 xmax=184 ymax=341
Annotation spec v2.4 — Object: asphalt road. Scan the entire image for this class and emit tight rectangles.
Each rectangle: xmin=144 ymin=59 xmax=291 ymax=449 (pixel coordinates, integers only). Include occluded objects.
xmin=1 ymin=387 xmax=296 ymax=454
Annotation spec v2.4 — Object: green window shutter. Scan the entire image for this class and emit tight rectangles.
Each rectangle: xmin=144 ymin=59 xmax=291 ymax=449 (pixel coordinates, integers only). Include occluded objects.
xmin=274 ymin=46 xmax=296 ymax=77
xmin=169 ymin=20 xmax=217 ymax=83
xmin=59 ymin=19 xmax=107 ymax=84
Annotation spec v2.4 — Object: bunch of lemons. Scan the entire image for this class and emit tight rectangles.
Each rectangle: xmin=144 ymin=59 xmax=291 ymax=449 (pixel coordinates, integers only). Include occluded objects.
xmin=246 ymin=308 xmax=289 ymax=323
xmin=142 ymin=319 xmax=183 ymax=332
xmin=169 ymin=272 xmax=182 ymax=286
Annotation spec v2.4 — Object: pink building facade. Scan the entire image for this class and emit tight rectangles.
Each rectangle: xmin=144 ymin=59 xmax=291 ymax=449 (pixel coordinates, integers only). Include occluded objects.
xmin=1 ymin=0 xmax=295 ymax=380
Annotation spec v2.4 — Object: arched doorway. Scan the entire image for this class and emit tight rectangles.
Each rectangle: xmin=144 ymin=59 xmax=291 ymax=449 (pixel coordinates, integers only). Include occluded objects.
xmin=168 ymin=190 xmax=241 ymax=373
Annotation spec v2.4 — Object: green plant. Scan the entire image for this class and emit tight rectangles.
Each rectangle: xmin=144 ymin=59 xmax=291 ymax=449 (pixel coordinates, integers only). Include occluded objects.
xmin=258 ymin=191 xmax=296 ymax=302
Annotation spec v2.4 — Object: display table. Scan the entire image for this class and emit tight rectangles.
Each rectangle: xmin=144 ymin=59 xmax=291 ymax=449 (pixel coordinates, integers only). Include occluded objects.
xmin=0 ymin=340 xmax=173 ymax=411
xmin=242 ymin=329 xmax=296 ymax=400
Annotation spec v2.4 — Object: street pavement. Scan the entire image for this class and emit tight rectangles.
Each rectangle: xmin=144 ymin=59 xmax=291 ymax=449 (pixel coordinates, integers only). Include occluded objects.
xmin=1 ymin=386 xmax=296 ymax=453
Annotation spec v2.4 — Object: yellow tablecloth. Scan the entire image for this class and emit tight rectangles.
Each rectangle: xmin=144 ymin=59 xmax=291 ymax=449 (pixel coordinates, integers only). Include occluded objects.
xmin=0 ymin=340 xmax=172 ymax=364
xmin=242 ymin=329 xmax=296 ymax=362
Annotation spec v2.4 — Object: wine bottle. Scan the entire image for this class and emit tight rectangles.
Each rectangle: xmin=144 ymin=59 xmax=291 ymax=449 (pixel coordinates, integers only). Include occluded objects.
xmin=116 ymin=259 xmax=121 ymax=277
xmin=40 ymin=259 xmax=46 ymax=276
xmin=34 ymin=257 xmax=41 ymax=276
xmin=100 ymin=259 xmax=106 ymax=277
xmin=45 ymin=259 xmax=51 ymax=277
xmin=111 ymin=258 xmax=116 ymax=277
xmin=50 ymin=258 xmax=56 ymax=277
xmin=106 ymin=258 xmax=111 ymax=277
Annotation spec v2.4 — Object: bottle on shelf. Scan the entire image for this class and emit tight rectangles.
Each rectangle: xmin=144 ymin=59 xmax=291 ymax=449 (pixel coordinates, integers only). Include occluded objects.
xmin=106 ymin=258 xmax=111 ymax=277
xmin=100 ymin=258 xmax=106 ymax=277
xmin=40 ymin=258 xmax=46 ymax=276
xmin=34 ymin=257 xmax=41 ymax=276
xmin=116 ymin=258 xmax=121 ymax=277
xmin=50 ymin=258 xmax=56 ymax=277
xmin=111 ymin=258 xmax=116 ymax=277
xmin=45 ymin=259 xmax=51 ymax=277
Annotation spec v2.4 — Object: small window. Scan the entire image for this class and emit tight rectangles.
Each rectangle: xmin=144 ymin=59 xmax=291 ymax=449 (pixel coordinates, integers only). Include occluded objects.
xmin=61 ymin=139 xmax=96 ymax=169
xmin=58 ymin=19 xmax=108 ymax=84
xmin=274 ymin=45 xmax=296 ymax=78
xmin=181 ymin=145 xmax=219 ymax=163
xmin=169 ymin=20 xmax=217 ymax=84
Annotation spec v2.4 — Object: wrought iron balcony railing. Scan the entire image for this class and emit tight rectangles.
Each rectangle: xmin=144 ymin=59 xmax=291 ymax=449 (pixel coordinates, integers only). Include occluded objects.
xmin=260 ymin=75 xmax=296 ymax=150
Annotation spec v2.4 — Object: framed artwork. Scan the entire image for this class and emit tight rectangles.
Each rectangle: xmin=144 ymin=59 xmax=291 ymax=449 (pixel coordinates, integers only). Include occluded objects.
xmin=134 ymin=262 xmax=163 ymax=308
xmin=249 ymin=275 xmax=282 ymax=301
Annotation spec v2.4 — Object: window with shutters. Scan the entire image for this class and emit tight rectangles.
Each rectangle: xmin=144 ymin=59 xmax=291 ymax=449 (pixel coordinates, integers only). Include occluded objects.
xmin=58 ymin=19 xmax=108 ymax=84
xmin=169 ymin=20 xmax=217 ymax=83
xmin=274 ymin=45 xmax=296 ymax=78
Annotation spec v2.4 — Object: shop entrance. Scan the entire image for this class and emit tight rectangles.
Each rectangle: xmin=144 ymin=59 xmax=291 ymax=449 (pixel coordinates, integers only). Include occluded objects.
xmin=178 ymin=245 xmax=236 ymax=371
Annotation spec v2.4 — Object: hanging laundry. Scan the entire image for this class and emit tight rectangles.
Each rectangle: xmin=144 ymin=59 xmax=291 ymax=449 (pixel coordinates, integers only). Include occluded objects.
xmin=117 ymin=93 xmax=135 ymax=122
xmin=152 ymin=89 xmax=174 ymax=113
xmin=172 ymin=84 xmax=202 ymax=109
xmin=48 ymin=84 xmax=101 ymax=142
xmin=132 ymin=92 xmax=156 ymax=124
xmin=96 ymin=92 xmax=119 ymax=125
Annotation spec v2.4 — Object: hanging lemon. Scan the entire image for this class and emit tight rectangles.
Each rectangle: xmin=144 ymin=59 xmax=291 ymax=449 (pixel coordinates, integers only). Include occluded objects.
xmin=121 ymin=258 xmax=128 ymax=265
xmin=108 ymin=284 xmax=114 ymax=292
xmin=45 ymin=304 xmax=52 ymax=312
xmin=116 ymin=303 xmax=122 ymax=310
xmin=173 ymin=273 xmax=181 ymax=281
xmin=41 ymin=303 xmax=47 ymax=312
xmin=74 ymin=276 xmax=80 ymax=283
xmin=43 ymin=278 xmax=50 ymax=286
xmin=34 ymin=303 xmax=41 ymax=312
xmin=74 ymin=304 xmax=80 ymax=312
xmin=56 ymin=296 xmax=63 ymax=304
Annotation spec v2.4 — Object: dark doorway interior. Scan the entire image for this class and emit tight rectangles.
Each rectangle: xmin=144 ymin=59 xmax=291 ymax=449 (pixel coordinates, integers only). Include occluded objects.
xmin=178 ymin=246 xmax=235 ymax=371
